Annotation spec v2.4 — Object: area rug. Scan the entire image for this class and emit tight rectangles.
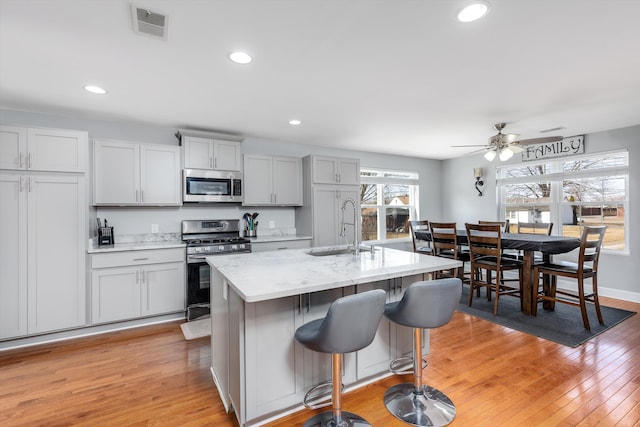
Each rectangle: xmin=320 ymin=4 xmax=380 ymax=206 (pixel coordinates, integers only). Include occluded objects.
xmin=180 ymin=318 xmax=211 ymax=340
xmin=456 ymin=287 xmax=636 ymax=347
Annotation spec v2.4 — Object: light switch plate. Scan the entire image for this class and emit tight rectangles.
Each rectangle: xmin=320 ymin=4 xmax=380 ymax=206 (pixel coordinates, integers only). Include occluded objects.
xmin=151 ymin=224 xmax=159 ymax=233
xmin=269 ymin=220 xmax=275 ymax=229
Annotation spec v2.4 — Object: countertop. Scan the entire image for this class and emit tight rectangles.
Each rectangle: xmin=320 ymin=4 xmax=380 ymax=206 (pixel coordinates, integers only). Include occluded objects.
xmin=88 ymin=240 xmax=185 ymax=253
xmin=248 ymin=234 xmax=312 ymax=243
xmin=207 ymin=245 xmax=461 ymax=303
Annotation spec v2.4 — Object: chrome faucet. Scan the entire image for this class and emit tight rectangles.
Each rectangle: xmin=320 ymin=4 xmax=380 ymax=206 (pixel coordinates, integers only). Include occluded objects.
xmin=339 ymin=198 xmax=359 ymax=255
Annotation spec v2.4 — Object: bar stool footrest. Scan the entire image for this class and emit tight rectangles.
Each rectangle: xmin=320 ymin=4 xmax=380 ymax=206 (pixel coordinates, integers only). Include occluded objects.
xmin=390 ymin=356 xmax=428 ymax=375
xmin=384 ymin=382 xmax=456 ymax=427
xmin=303 ymin=380 xmax=342 ymax=410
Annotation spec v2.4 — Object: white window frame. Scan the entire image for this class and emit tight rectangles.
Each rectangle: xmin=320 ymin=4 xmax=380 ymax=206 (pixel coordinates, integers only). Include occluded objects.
xmin=496 ymin=149 xmax=629 ymax=254
xmin=360 ymin=168 xmax=420 ymax=243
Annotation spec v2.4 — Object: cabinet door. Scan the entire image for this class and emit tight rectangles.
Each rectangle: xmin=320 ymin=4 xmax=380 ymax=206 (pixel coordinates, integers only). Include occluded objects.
xmin=140 ymin=144 xmax=181 ymax=205
xmin=312 ymin=156 xmax=338 ymax=184
xmin=141 ymin=262 xmax=185 ymax=316
xmin=0 ymin=125 xmax=27 ymax=170
xmin=337 ymin=158 xmax=360 ymax=185
xmin=273 ymin=156 xmax=302 ymax=205
xmin=0 ymin=174 xmax=28 ymax=339
xmin=355 ymin=281 xmax=393 ymax=380
xmin=91 ymin=267 xmax=141 ymax=323
xmin=312 ymin=186 xmax=339 ymax=246
xmin=94 ymin=140 xmax=140 ymax=204
xmin=243 ymin=155 xmax=272 ymax=205
xmin=27 ymin=128 xmax=87 ymax=173
xmin=183 ymin=136 xmax=213 ymax=170
xmin=214 ymin=140 xmax=241 ymax=171
xmin=28 ymin=175 xmax=86 ymax=333
xmin=244 ymin=295 xmax=304 ymax=420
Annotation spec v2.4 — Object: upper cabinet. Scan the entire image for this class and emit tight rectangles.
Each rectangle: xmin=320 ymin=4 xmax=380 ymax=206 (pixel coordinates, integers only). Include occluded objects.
xmin=310 ymin=155 xmax=360 ymax=185
xmin=243 ymin=154 xmax=302 ymax=206
xmin=0 ymin=125 xmax=87 ymax=172
xmin=178 ymin=129 xmax=243 ymax=172
xmin=93 ymin=140 xmax=181 ymax=206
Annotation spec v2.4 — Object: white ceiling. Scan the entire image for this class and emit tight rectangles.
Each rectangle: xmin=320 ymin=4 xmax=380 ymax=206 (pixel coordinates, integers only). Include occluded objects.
xmin=1 ymin=0 xmax=639 ymax=160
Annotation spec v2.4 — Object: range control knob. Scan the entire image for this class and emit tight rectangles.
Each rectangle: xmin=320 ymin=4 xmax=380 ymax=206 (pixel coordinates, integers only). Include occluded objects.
xmin=218 ymin=245 xmax=225 ymax=251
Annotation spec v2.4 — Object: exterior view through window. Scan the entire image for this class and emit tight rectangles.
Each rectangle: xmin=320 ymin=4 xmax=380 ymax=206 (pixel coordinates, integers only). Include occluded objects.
xmin=497 ymin=150 xmax=628 ymax=251
xmin=360 ymin=168 xmax=419 ymax=242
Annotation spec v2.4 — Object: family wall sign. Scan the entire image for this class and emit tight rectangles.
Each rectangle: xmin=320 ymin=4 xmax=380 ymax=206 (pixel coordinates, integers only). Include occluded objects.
xmin=522 ymin=135 xmax=584 ymax=161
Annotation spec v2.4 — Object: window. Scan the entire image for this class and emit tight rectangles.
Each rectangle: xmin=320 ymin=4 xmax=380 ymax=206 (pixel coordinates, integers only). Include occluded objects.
xmin=360 ymin=168 xmax=419 ymax=242
xmin=497 ymin=151 xmax=629 ymax=251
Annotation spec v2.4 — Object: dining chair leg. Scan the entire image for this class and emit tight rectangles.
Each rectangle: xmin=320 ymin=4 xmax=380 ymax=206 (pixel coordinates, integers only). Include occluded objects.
xmin=578 ymin=278 xmax=591 ymax=330
xmin=593 ymin=276 xmax=604 ymax=325
xmin=492 ymin=273 xmax=500 ymax=316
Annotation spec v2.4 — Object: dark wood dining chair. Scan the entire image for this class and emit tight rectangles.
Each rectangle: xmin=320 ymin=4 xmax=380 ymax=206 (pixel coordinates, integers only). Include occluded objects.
xmin=478 ymin=220 xmax=511 ymax=233
xmin=532 ymin=225 xmax=607 ymax=330
xmin=428 ymin=222 xmax=470 ymax=281
xmin=517 ymin=222 xmax=553 ymax=235
xmin=409 ymin=220 xmax=432 ymax=254
xmin=465 ymin=223 xmax=523 ymax=315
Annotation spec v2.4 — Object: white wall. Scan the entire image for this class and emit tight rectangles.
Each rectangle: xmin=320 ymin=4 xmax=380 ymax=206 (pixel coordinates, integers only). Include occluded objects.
xmin=0 ymin=108 xmax=442 ymax=237
xmin=442 ymin=124 xmax=640 ymax=301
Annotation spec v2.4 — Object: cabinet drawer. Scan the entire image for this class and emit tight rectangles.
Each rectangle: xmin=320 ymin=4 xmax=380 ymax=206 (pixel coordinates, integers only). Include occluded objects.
xmin=91 ymin=248 xmax=185 ymax=269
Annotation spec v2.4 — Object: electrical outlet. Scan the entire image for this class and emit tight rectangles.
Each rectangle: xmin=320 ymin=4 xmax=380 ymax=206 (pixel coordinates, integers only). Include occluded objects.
xmin=269 ymin=220 xmax=275 ymax=229
xmin=151 ymin=224 xmax=159 ymax=233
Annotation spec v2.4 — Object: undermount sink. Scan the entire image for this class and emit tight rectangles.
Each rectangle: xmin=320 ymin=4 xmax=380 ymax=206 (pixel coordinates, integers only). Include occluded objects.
xmin=307 ymin=247 xmax=370 ymax=257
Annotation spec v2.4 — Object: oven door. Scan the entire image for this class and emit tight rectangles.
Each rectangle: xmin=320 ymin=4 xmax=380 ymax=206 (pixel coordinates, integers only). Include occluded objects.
xmin=186 ymin=258 xmax=211 ymax=320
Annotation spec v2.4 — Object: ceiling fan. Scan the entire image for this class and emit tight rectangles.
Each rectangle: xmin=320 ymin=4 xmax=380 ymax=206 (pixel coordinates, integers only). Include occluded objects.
xmin=454 ymin=123 xmax=563 ymax=161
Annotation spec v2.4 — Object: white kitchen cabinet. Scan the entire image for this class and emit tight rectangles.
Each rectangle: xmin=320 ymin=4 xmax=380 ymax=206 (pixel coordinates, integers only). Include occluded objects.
xmin=0 ymin=125 xmax=87 ymax=173
xmin=243 ymin=154 xmax=302 ymax=206
xmin=310 ymin=155 xmax=360 ymax=185
xmin=296 ymin=155 xmax=361 ymax=247
xmin=93 ymin=140 xmax=181 ymax=206
xmin=0 ymin=173 xmax=86 ymax=339
xmin=181 ymin=134 xmax=242 ymax=172
xmin=90 ymin=248 xmax=185 ymax=324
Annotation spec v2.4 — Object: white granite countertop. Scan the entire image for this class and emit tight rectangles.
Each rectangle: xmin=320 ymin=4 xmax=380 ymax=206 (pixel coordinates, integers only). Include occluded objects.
xmin=207 ymin=245 xmax=462 ymax=302
xmin=87 ymin=234 xmax=185 ymax=253
xmin=249 ymin=234 xmax=313 ymax=243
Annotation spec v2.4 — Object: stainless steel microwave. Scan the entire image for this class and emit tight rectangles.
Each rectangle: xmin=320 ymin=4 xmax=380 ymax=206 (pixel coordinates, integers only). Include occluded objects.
xmin=183 ymin=169 xmax=242 ymax=203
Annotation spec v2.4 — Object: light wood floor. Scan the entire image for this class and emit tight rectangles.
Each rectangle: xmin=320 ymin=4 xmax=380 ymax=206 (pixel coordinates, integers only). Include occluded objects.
xmin=1 ymin=296 xmax=639 ymax=426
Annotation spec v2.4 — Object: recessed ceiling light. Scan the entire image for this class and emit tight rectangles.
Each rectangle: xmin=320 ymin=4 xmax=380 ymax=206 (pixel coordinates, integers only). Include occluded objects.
xmin=289 ymin=119 xmax=302 ymax=125
xmin=84 ymin=85 xmax=107 ymax=94
xmin=229 ymin=52 xmax=252 ymax=64
xmin=457 ymin=1 xmax=490 ymax=22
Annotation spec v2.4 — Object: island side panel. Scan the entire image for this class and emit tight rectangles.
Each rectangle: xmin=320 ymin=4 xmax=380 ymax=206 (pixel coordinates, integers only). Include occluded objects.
xmin=210 ymin=269 xmax=231 ymax=411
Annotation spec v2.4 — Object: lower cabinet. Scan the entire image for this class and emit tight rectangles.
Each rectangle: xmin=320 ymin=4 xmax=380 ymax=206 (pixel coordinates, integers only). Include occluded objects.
xmin=90 ymin=248 xmax=185 ymax=324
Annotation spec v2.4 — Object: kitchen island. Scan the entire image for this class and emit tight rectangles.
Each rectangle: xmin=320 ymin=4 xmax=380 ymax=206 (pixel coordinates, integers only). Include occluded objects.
xmin=207 ymin=245 xmax=461 ymax=427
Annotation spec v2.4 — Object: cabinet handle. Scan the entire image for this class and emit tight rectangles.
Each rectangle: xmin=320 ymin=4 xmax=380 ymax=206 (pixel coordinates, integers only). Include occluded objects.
xmin=28 ymin=152 xmax=32 ymax=168
xmin=28 ymin=177 xmax=33 ymax=192
xmin=307 ymin=293 xmax=311 ymax=313
xmin=133 ymin=257 xmax=149 ymax=261
xmin=298 ymin=294 xmax=303 ymax=314
xmin=136 ymin=190 xmax=139 ymax=202
xmin=141 ymin=189 xmax=144 ymax=202
xmin=19 ymin=152 xmax=24 ymax=168
xmin=214 ymin=157 xmax=217 ymax=169
xmin=273 ymin=193 xmax=277 ymax=204
xmin=19 ymin=177 xmax=24 ymax=192
xmin=338 ymin=173 xmax=341 ymax=183
xmin=136 ymin=270 xmax=139 ymax=284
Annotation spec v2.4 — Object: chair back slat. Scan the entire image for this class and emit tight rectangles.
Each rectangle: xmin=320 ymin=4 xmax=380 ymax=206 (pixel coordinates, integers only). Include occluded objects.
xmin=409 ymin=220 xmax=430 ymax=253
xmin=429 ymin=222 xmax=458 ymax=256
xmin=479 ymin=220 xmax=510 ymax=233
xmin=466 ymin=223 xmax=502 ymax=261
xmin=517 ymin=222 xmax=553 ymax=236
xmin=578 ymin=226 xmax=607 ymax=272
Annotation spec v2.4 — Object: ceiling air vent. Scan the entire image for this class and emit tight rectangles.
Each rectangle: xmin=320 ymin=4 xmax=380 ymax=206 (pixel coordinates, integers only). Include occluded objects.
xmin=540 ymin=126 xmax=565 ymax=133
xmin=131 ymin=4 xmax=167 ymax=40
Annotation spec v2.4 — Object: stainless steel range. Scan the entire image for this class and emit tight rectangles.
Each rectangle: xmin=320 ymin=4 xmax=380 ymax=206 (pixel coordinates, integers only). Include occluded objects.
xmin=182 ymin=219 xmax=251 ymax=321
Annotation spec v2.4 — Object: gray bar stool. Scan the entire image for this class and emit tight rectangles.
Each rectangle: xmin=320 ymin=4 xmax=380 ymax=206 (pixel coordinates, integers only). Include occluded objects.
xmin=383 ymin=278 xmax=462 ymax=427
xmin=295 ymin=289 xmax=387 ymax=427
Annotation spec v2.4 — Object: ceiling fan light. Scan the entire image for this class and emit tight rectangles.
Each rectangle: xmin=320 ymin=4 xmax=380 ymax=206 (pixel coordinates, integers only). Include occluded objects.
xmin=499 ymin=147 xmax=514 ymax=161
xmin=484 ymin=150 xmax=497 ymax=161
xmin=457 ymin=2 xmax=490 ymax=22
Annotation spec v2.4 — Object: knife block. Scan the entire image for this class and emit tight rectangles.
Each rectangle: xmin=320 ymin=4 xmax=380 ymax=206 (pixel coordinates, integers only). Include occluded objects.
xmin=98 ymin=227 xmax=114 ymax=246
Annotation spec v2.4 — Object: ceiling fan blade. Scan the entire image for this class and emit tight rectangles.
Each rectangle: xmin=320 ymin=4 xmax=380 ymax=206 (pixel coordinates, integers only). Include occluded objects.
xmin=501 ymin=133 xmax=520 ymax=143
xmin=509 ymin=145 xmax=524 ymax=154
xmin=451 ymin=144 xmax=488 ymax=148
xmin=514 ymin=136 xmax=563 ymax=146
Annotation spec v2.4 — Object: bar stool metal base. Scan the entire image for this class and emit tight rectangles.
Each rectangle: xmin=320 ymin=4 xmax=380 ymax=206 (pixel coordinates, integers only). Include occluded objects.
xmin=302 ymin=410 xmax=372 ymax=427
xmin=384 ymin=383 xmax=456 ymax=427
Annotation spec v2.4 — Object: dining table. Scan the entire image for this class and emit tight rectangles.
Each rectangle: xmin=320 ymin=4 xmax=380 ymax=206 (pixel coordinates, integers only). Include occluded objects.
xmin=414 ymin=230 xmax=581 ymax=315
